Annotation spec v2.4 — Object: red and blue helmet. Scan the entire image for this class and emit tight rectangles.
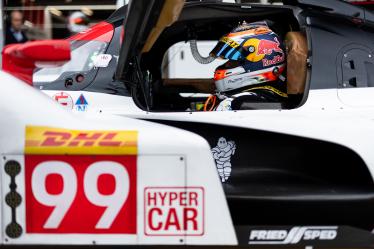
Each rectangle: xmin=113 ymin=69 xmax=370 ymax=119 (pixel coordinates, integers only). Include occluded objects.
xmin=210 ymin=21 xmax=286 ymax=93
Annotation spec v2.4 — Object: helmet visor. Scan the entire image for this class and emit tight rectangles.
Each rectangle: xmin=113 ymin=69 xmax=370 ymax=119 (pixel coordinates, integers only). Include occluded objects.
xmin=210 ymin=36 xmax=247 ymax=61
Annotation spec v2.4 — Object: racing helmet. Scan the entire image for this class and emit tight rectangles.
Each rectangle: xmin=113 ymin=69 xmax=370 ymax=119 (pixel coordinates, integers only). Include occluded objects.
xmin=210 ymin=21 xmax=286 ymax=93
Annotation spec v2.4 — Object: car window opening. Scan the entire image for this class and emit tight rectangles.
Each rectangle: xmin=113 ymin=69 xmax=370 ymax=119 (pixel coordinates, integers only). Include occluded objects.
xmin=137 ymin=8 xmax=308 ymax=112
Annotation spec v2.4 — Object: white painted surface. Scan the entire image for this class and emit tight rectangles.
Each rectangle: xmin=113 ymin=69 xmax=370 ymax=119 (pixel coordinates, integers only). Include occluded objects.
xmin=42 ymin=86 xmax=374 ymax=182
xmin=0 ymin=71 xmax=236 ymax=245
xmin=338 ymin=87 xmax=374 ymax=108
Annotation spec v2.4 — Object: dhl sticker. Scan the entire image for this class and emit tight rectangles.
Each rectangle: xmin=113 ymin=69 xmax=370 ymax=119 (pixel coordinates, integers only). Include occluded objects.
xmin=25 ymin=126 xmax=138 ymax=155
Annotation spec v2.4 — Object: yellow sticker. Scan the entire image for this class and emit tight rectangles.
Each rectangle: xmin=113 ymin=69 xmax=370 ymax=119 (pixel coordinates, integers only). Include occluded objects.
xmin=220 ymin=36 xmax=240 ymax=49
xmin=25 ymin=126 xmax=138 ymax=155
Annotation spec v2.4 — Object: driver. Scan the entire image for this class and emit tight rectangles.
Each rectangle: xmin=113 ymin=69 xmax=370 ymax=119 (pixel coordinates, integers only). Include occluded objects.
xmin=205 ymin=21 xmax=287 ymax=111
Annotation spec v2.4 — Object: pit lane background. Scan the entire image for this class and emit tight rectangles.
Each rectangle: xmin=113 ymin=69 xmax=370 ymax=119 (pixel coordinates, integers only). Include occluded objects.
xmin=0 ymin=0 xmax=3 ymax=64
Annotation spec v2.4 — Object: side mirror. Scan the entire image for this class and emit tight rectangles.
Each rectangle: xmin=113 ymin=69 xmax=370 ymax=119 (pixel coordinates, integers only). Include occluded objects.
xmin=2 ymin=40 xmax=71 ymax=85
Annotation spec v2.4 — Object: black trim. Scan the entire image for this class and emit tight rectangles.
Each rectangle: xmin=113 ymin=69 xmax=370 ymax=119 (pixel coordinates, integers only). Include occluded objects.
xmin=146 ymin=119 xmax=374 ymax=230
xmin=116 ymin=0 xmax=166 ymax=80
xmin=236 ymin=225 xmax=374 ymax=247
xmin=106 ymin=5 xmax=127 ymax=24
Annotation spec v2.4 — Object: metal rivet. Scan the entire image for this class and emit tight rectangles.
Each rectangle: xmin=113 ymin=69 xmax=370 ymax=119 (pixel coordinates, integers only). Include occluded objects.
xmin=369 ymin=54 xmax=372 ymax=58
xmin=344 ymin=54 xmax=348 ymax=57
xmin=180 ymin=157 xmax=184 ymax=161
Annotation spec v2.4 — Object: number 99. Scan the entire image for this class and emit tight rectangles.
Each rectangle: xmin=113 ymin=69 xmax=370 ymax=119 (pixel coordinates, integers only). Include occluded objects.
xmin=31 ymin=161 xmax=129 ymax=229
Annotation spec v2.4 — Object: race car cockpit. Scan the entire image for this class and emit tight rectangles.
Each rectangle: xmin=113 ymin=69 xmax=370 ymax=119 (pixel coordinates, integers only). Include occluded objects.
xmin=156 ymin=23 xmax=308 ymax=111
xmin=125 ymin=2 xmax=308 ymax=111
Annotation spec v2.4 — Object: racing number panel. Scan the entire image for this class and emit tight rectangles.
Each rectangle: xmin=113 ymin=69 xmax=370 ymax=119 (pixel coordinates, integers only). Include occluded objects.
xmin=150 ymin=119 xmax=374 ymax=231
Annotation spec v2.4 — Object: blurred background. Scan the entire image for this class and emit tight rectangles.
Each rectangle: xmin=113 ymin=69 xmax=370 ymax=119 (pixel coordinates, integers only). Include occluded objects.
xmin=0 ymin=0 xmax=372 ymax=50
xmin=2 ymin=0 xmax=127 ymax=41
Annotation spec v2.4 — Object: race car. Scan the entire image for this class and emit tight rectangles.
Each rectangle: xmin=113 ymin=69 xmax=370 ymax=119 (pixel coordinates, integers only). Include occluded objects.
xmin=3 ymin=0 xmax=374 ymax=247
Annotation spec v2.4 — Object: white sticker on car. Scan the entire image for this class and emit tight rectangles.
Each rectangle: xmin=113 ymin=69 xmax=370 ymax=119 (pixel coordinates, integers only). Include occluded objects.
xmin=52 ymin=92 xmax=73 ymax=109
xmin=93 ymin=54 xmax=112 ymax=68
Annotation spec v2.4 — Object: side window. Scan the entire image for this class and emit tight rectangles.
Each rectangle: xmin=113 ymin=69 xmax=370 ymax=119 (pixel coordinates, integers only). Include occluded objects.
xmin=83 ymin=25 xmax=131 ymax=96
xmin=162 ymin=41 xmax=226 ymax=79
xmin=33 ymin=40 xmax=108 ymax=84
xmin=32 ymin=22 xmax=114 ymax=91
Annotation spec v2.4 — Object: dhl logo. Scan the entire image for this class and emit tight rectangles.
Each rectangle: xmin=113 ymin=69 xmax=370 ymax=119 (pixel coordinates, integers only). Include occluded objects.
xmin=25 ymin=126 xmax=138 ymax=155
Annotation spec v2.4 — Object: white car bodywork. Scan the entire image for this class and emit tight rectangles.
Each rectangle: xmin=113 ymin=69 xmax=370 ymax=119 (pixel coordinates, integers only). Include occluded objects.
xmin=42 ymin=88 xmax=374 ymax=182
xmin=0 ymin=71 xmax=236 ymax=245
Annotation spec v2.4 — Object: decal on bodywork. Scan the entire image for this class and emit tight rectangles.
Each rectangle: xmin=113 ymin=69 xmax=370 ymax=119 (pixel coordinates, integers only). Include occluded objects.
xmin=25 ymin=126 xmax=138 ymax=155
xmin=22 ymin=126 xmax=138 ymax=234
xmin=93 ymin=54 xmax=113 ymax=68
xmin=52 ymin=92 xmax=73 ymax=110
xmin=211 ymin=137 xmax=236 ymax=183
xmin=249 ymin=226 xmax=337 ymax=244
xmin=75 ymin=94 xmax=89 ymax=112
xmin=25 ymin=155 xmax=137 ymax=234
xmin=235 ymin=225 xmax=374 ymax=247
xmin=144 ymin=187 xmax=204 ymax=236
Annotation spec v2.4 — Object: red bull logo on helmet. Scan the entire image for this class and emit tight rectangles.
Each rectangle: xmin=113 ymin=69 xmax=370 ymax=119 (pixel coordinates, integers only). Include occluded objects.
xmin=262 ymin=54 xmax=285 ymax=67
xmin=257 ymin=37 xmax=283 ymax=55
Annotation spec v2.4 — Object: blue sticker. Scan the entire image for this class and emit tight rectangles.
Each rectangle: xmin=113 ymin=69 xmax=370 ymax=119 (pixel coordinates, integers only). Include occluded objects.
xmin=75 ymin=94 xmax=88 ymax=112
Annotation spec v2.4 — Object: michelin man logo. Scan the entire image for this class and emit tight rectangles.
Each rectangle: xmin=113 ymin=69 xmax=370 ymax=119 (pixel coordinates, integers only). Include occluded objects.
xmin=211 ymin=137 xmax=236 ymax=182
